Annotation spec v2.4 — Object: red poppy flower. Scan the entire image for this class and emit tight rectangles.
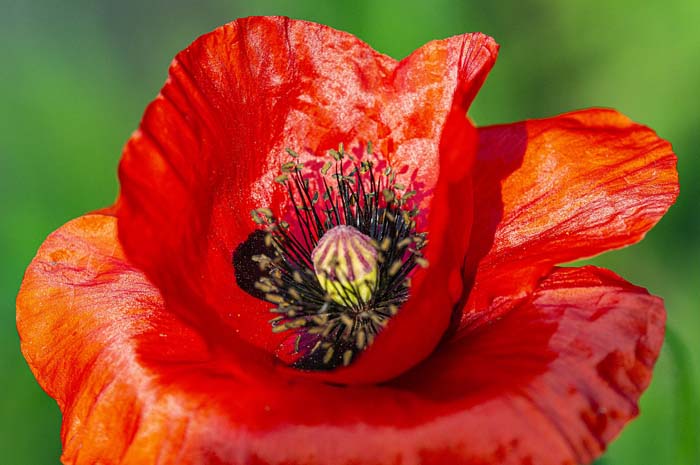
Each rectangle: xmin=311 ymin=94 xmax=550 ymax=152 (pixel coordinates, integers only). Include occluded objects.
xmin=17 ymin=16 xmax=678 ymax=465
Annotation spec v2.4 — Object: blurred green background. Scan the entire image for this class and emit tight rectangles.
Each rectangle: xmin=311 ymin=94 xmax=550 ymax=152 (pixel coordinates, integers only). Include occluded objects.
xmin=1 ymin=0 xmax=698 ymax=464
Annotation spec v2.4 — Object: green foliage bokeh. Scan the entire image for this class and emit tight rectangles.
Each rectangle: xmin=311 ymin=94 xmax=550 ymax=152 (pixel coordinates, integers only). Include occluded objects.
xmin=1 ymin=1 xmax=698 ymax=464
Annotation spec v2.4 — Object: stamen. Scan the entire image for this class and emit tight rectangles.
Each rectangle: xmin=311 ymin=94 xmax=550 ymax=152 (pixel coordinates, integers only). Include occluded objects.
xmin=248 ymin=144 xmax=429 ymax=370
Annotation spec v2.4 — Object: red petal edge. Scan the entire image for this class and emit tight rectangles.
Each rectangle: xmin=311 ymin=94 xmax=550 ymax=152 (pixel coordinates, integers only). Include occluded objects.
xmin=463 ymin=108 xmax=678 ymax=329
xmin=17 ymin=213 xmax=664 ymax=465
xmin=116 ymin=16 xmax=499 ymax=383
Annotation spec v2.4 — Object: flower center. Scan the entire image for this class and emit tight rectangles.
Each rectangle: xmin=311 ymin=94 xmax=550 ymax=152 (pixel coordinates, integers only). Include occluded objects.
xmin=249 ymin=144 xmax=428 ymax=370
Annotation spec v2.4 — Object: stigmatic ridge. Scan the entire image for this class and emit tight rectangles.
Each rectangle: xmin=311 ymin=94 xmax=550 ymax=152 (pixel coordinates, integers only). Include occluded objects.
xmin=250 ymin=144 xmax=428 ymax=370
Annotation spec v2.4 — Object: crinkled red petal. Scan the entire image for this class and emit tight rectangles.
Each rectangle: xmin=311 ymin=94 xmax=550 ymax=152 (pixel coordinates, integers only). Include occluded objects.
xmin=17 ymin=215 xmax=664 ymax=464
xmin=394 ymin=265 xmax=665 ymax=465
xmin=463 ymin=108 xmax=678 ymax=329
xmin=117 ymin=16 xmax=498 ymax=382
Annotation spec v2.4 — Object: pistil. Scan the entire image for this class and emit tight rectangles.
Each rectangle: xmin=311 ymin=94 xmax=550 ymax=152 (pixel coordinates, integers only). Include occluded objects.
xmin=311 ymin=225 xmax=379 ymax=306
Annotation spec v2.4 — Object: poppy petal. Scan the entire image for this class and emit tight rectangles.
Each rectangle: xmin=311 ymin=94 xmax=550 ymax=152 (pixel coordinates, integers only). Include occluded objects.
xmin=393 ymin=265 xmax=665 ymax=465
xmin=299 ymin=31 xmax=498 ymax=384
xmin=18 ymin=216 xmax=662 ymax=464
xmin=18 ymin=215 xmax=267 ymax=463
xmin=463 ymin=108 xmax=678 ymax=328
xmin=116 ymin=16 xmax=499 ymax=381
xmin=16 ymin=214 xmax=161 ymax=460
